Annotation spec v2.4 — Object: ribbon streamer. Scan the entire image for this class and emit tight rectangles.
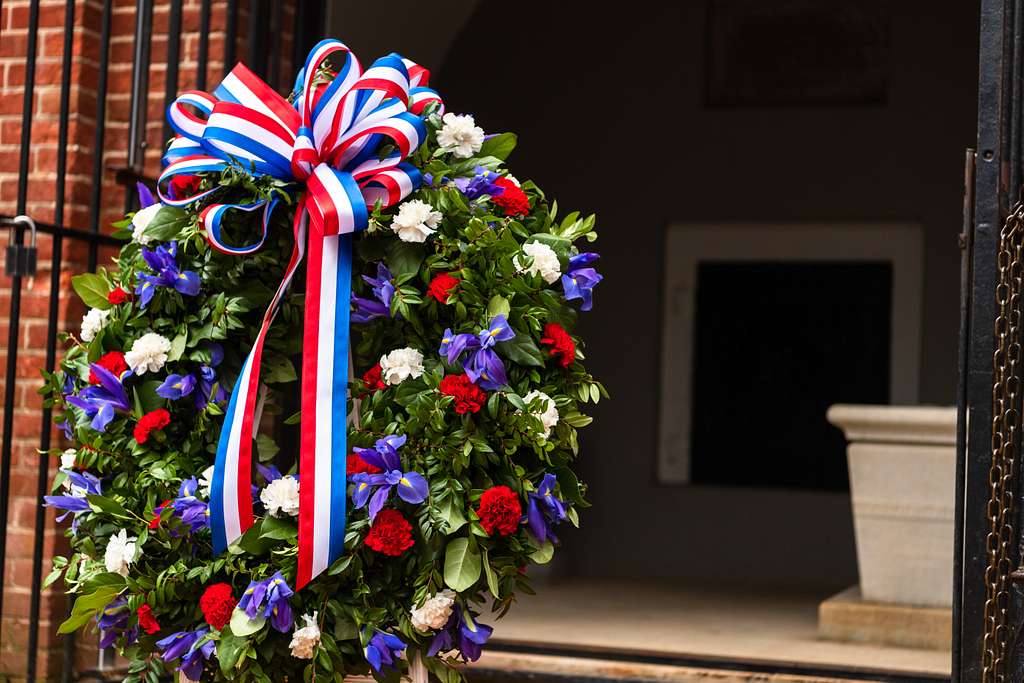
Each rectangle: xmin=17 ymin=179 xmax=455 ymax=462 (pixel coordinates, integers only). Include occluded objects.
xmin=159 ymin=39 xmax=443 ymax=588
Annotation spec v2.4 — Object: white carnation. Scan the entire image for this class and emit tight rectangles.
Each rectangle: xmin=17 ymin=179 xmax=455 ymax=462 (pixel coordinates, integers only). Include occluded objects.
xmin=289 ymin=612 xmax=321 ymax=659
xmin=379 ymin=347 xmax=424 ymax=385
xmin=391 ymin=199 xmax=442 ymax=243
xmin=124 ymin=332 xmax=172 ymax=374
xmin=410 ymin=590 xmax=455 ymax=632
xmin=60 ymin=448 xmax=77 ymax=470
xmin=525 ymin=390 xmax=559 ymax=439
xmin=79 ymin=307 xmax=110 ymax=342
xmin=260 ymin=475 xmax=300 ymax=517
xmin=515 ymin=241 xmax=562 ymax=285
xmin=131 ymin=204 xmax=162 ymax=246
xmin=199 ymin=465 xmax=215 ymax=498
xmin=104 ymin=529 xmax=137 ymax=577
xmin=436 ymin=113 xmax=485 ymax=159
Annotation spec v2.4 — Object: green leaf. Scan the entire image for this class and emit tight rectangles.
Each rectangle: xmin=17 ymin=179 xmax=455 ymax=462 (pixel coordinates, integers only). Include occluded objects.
xmin=437 ymin=495 xmax=466 ymax=534
xmin=58 ymin=581 xmax=124 ymax=633
xmin=71 ymin=273 xmax=111 ymax=310
xmin=529 ymin=539 xmax=554 ymax=565
xmin=256 ymin=433 xmax=279 ymax=462
xmin=498 ymin=334 xmax=544 ymax=368
xmin=86 ymin=494 xmax=131 ymax=520
xmin=168 ymin=332 xmax=187 ymax=362
xmin=478 ymin=132 xmax=517 ymax=161
xmin=229 ymin=609 xmax=266 ymax=637
xmin=385 ymin=240 xmax=426 ymax=280
xmin=136 ymin=380 xmax=164 ymax=414
xmin=218 ymin=628 xmax=249 ymax=673
xmin=486 ymin=295 xmax=510 ymax=319
xmin=443 ymin=537 xmax=481 ymax=591
xmin=144 ymin=206 xmax=189 ymax=242
xmin=262 ymin=356 xmax=297 ymax=384
xmin=259 ymin=513 xmax=297 ymax=541
xmin=482 ymin=549 xmax=500 ymax=599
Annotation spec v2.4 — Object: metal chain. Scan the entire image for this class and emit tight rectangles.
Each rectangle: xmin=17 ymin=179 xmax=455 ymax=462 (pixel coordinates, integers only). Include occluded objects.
xmin=983 ymin=201 xmax=1024 ymax=682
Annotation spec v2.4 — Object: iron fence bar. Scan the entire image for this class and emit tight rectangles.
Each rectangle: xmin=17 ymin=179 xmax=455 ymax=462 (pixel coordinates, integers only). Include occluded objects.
xmin=197 ymin=0 xmax=211 ymax=90
xmin=225 ymin=0 xmax=238 ymax=74
xmin=959 ymin=0 xmax=1016 ymax=680
xmin=87 ymin=0 xmax=113 ymax=272
xmin=125 ymin=0 xmax=154 ymax=213
xmin=28 ymin=3 xmax=78 ymax=681
xmin=270 ymin=0 xmax=283 ymax=89
xmin=0 ymin=0 xmax=41 ymax=650
xmin=246 ymin=0 xmax=265 ymax=79
xmin=0 ymin=218 xmax=122 ymax=247
xmin=162 ymin=0 xmax=183 ymax=146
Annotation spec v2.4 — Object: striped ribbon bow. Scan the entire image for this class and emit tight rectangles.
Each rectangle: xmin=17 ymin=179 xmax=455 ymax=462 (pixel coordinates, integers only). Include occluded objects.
xmin=158 ymin=38 xmax=443 ymax=589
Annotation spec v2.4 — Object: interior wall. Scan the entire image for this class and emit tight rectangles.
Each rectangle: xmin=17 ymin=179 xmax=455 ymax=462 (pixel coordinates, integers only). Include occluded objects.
xmin=335 ymin=1 xmax=979 ymax=588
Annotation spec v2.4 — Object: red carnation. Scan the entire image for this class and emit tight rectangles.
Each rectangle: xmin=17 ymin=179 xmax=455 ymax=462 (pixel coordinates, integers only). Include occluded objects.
xmin=540 ymin=322 xmax=576 ymax=368
xmin=492 ymin=178 xmax=530 ymax=216
xmin=134 ymin=408 xmax=170 ymax=444
xmin=199 ymin=583 xmax=236 ymax=630
xmin=169 ymin=174 xmax=203 ymax=200
xmin=427 ymin=272 xmax=460 ymax=304
xmin=364 ymin=509 xmax=415 ymax=556
xmin=362 ymin=364 xmax=386 ymax=393
xmin=149 ymin=499 xmax=173 ymax=529
xmin=89 ymin=351 xmax=128 ymax=384
xmin=347 ymin=452 xmax=382 ymax=475
xmin=136 ymin=603 xmax=161 ymax=634
xmin=477 ymin=485 xmax=522 ymax=537
xmin=439 ymin=374 xmax=487 ymax=414
xmin=107 ymin=286 xmax=131 ymax=305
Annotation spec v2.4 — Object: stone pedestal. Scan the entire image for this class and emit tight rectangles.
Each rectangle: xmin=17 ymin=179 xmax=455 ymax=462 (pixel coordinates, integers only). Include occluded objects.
xmin=819 ymin=586 xmax=952 ymax=650
xmin=823 ymin=405 xmax=956 ymax=649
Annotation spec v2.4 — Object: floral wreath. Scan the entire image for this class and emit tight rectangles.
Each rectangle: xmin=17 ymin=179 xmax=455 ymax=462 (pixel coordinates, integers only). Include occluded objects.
xmin=42 ymin=38 xmax=605 ymax=683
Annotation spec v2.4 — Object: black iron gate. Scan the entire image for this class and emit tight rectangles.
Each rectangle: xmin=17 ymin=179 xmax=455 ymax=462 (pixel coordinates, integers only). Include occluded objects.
xmin=0 ymin=2 xmax=324 ymax=680
xmin=957 ymin=0 xmax=1024 ymax=682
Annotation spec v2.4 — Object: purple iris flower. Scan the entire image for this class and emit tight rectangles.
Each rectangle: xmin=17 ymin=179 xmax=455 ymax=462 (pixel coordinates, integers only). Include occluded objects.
xmin=465 ymin=348 xmax=508 ymax=391
xmin=156 ymin=373 xmax=197 ymax=400
xmin=195 ymin=342 xmax=227 ymax=410
xmin=137 ymin=181 xmax=156 ymax=209
xmin=97 ymin=596 xmax=138 ymax=649
xmin=352 ymin=263 xmax=396 ymax=323
xmin=257 ymin=463 xmax=283 ymax=483
xmin=44 ymin=468 xmax=101 ymax=532
xmin=427 ymin=604 xmax=493 ymax=662
xmin=65 ymin=363 xmax=131 ymax=432
xmin=171 ymin=477 xmax=209 ymax=532
xmin=524 ymin=473 xmax=567 ymax=544
xmin=454 ymin=166 xmax=505 ymax=200
xmin=363 ymin=629 xmax=406 ymax=673
xmin=238 ymin=572 xmax=294 ymax=632
xmin=561 ymin=253 xmax=603 ymax=312
xmin=351 ymin=435 xmax=428 ymax=521
xmin=135 ymin=241 xmax=201 ymax=308
xmin=157 ymin=626 xmax=214 ymax=681
xmin=477 ymin=314 xmax=516 ymax=349
xmin=439 ymin=328 xmax=480 ymax=365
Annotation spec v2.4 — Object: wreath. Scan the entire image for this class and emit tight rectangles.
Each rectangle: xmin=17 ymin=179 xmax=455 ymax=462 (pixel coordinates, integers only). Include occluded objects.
xmin=41 ymin=38 xmax=605 ymax=683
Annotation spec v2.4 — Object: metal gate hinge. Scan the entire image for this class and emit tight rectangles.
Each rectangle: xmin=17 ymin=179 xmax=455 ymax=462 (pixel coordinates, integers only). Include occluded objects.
xmin=4 ymin=215 xmax=37 ymax=277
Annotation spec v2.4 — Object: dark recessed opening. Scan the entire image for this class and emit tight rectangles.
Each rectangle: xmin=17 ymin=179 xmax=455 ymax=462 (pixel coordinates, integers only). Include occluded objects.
xmin=690 ymin=261 xmax=893 ymax=491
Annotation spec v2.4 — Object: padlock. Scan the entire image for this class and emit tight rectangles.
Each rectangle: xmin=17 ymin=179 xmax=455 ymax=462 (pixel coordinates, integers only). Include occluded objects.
xmin=4 ymin=215 xmax=37 ymax=278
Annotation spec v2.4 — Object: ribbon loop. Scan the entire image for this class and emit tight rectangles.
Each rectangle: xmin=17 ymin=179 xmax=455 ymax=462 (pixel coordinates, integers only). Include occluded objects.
xmin=159 ymin=39 xmax=443 ymax=590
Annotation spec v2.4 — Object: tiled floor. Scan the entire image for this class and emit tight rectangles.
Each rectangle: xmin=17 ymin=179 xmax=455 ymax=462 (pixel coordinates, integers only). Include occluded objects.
xmin=486 ymin=579 xmax=951 ymax=676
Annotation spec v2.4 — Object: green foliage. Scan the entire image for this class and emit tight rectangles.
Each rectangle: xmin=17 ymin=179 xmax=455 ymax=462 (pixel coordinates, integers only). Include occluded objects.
xmin=41 ymin=101 xmax=603 ymax=683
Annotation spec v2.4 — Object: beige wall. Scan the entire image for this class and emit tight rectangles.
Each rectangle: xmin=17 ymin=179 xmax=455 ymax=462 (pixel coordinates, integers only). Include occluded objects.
xmin=335 ymin=1 xmax=978 ymax=589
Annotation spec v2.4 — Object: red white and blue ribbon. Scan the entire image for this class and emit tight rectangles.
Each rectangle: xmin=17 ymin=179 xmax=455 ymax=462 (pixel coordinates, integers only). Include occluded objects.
xmin=160 ymin=39 xmax=443 ymax=589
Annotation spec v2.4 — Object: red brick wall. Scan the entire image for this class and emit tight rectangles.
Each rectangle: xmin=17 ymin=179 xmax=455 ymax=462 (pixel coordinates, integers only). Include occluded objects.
xmin=0 ymin=2 xmax=295 ymax=679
